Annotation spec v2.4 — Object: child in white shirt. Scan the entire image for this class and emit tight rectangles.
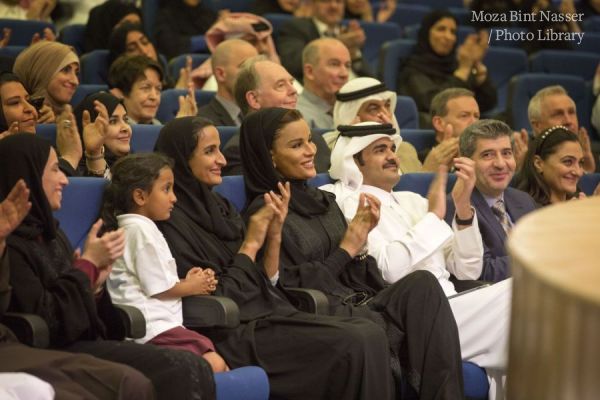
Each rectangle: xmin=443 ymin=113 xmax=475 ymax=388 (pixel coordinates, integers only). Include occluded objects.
xmin=104 ymin=152 xmax=228 ymax=372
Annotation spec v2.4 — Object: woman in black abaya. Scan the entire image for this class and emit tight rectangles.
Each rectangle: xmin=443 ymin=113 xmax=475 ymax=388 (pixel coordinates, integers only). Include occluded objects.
xmin=240 ymin=107 xmax=464 ymax=399
xmin=0 ymin=134 xmax=215 ymax=400
xmin=154 ymin=116 xmax=394 ymax=400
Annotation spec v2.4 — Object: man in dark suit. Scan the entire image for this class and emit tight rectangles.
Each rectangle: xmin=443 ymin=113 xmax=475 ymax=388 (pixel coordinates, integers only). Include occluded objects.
xmin=197 ymin=39 xmax=258 ymax=127
xmin=276 ymin=0 xmax=371 ymax=82
xmin=445 ymin=119 xmax=536 ymax=282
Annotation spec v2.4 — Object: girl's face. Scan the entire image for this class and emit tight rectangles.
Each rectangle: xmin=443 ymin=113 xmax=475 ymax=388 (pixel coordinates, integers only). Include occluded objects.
xmin=46 ymin=61 xmax=79 ymax=106
xmin=135 ymin=167 xmax=177 ymax=221
xmin=104 ymin=104 xmax=132 ymax=157
xmin=42 ymin=147 xmax=68 ymax=211
xmin=535 ymin=140 xmax=585 ymax=202
xmin=188 ymin=125 xmax=226 ymax=187
xmin=0 ymin=81 xmax=38 ymax=133
xmin=429 ymin=17 xmax=457 ymax=56
xmin=270 ymin=118 xmax=317 ymax=180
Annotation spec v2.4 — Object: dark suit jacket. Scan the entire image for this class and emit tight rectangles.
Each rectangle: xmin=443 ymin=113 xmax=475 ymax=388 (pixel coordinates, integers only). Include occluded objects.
xmin=445 ymin=187 xmax=536 ymax=282
xmin=276 ymin=17 xmax=373 ymax=82
xmin=222 ymin=130 xmax=332 ymax=176
xmin=197 ymin=97 xmax=237 ymax=127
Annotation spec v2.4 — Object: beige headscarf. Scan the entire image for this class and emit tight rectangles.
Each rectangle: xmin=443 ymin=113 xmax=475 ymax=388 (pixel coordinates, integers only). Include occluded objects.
xmin=13 ymin=41 xmax=79 ymax=112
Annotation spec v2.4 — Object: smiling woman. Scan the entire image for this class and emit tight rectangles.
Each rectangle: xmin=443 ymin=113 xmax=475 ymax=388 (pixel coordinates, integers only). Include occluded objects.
xmin=13 ymin=41 xmax=80 ymax=117
xmin=0 ymin=72 xmax=38 ymax=135
xmin=74 ymin=92 xmax=132 ymax=178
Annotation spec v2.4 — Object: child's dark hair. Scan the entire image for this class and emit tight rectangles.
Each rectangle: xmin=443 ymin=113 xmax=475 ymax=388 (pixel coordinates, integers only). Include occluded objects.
xmin=101 ymin=152 xmax=173 ymax=230
xmin=516 ymin=125 xmax=581 ymax=206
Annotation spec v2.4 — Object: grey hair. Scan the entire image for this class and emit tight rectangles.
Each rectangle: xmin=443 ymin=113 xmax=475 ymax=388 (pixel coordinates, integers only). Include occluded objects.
xmin=527 ymin=85 xmax=570 ymax=124
xmin=430 ymin=87 xmax=475 ymax=118
xmin=459 ymin=119 xmax=514 ymax=157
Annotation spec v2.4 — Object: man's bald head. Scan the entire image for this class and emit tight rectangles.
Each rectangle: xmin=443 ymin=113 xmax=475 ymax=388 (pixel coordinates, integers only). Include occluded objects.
xmin=212 ymin=39 xmax=259 ymax=98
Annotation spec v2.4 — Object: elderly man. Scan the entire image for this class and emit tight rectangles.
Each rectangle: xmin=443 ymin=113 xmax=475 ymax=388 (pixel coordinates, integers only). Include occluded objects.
xmin=221 ymin=56 xmax=330 ymax=175
xmin=197 ymin=39 xmax=258 ymax=126
xmin=526 ymin=85 xmax=596 ymax=172
xmin=446 ymin=119 xmax=536 ymax=282
xmin=296 ymin=38 xmax=350 ymax=129
xmin=323 ymin=77 xmax=422 ymax=172
xmin=277 ymin=0 xmax=371 ymax=82
xmin=322 ymin=121 xmax=511 ymax=400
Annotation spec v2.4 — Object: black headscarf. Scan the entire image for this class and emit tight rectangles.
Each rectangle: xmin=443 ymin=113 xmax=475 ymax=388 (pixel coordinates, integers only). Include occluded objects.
xmin=154 ymin=117 xmax=244 ymax=241
xmin=0 ymin=134 xmax=55 ymax=240
xmin=84 ymin=0 xmax=142 ymax=53
xmin=403 ymin=10 xmax=458 ymax=78
xmin=74 ymin=91 xmax=124 ymax=168
xmin=240 ymin=107 xmax=333 ymax=217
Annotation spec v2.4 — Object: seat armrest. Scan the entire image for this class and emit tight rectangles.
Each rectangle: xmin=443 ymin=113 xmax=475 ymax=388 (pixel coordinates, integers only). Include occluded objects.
xmin=3 ymin=312 xmax=49 ymax=348
xmin=286 ymin=288 xmax=329 ymax=315
xmin=183 ymin=296 xmax=239 ymax=329
xmin=114 ymin=304 xmax=146 ymax=339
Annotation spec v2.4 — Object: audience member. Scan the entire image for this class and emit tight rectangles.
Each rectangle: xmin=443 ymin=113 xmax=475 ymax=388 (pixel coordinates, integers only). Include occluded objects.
xmin=155 ymin=0 xmax=218 ymax=60
xmin=0 ymin=134 xmax=216 ymax=400
xmin=277 ymin=0 xmax=371 ymax=82
xmin=103 ymin=153 xmax=229 ymax=373
xmin=398 ymin=10 xmax=496 ymax=128
xmin=325 ymin=77 xmax=423 ymax=172
xmin=423 ymin=88 xmax=480 ymax=170
xmin=108 ymin=23 xmax=189 ymax=90
xmin=154 ymin=116 xmax=394 ymax=400
xmin=0 ymin=179 xmax=154 ymax=399
xmin=516 ymin=125 xmax=586 ymax=205
xmin=109 ymin=55 xmax=197 ymax=125
xmin=0 ymin=0 xmax=56 ymax=21
xmin=297 ymin=38 xmax=349 ymax=129
xmin=324 ymin=122 xmax=511 ymax=400
xmin=73 ymin=92 xmax=131 ymax=179
xmin=191 ymin=13 xmax=282 ymax=91
xmin=0 ymin=72 xmax=38 ymax=136
xmin=240 ymin=107 xmax=465 ymax=399
xmin=592 ymin=64 xmax=600 ymax=134
xmin=344 ymin=0 xmax=396 ymax=22
xmin=445 ymin=119 xmax=536 ymax=282
xmin=197 ymin=39 xmax=258 ymax=126
xmin=223 ymin=56 xmax=330 ymax=175
xmin=527 ymin=85 xmax=596 ymax=172
xmin=84 ymin=0 xmax=141 ymax=53
xmin=13 ymin=41 xmax=79 ymax=118
xmin=522 ymin=0 xmax=581 ymax=54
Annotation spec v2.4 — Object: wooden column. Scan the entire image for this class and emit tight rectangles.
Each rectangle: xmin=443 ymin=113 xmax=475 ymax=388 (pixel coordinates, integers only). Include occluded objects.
xmin=507 ymin=197 xmax=600 ymax=399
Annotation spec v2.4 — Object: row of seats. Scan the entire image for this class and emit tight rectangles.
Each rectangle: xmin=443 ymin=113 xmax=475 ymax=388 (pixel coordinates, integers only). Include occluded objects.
xmin=55 ymin=175 xmax=494 ymax=399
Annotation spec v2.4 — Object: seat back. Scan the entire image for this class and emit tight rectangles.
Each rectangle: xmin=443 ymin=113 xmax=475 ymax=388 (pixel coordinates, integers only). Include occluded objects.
xmin=80 ymin=49 xmax=110 ymax=85
xmin=579 ymin=173 xmax=600 ymax=196
xmin=394 ymin=172 xmax=456 ymax=196
xmin=54 ymin=177 xmax=107 ymax=250
xmin=0 ymin=19 xmax=55 ymax=46
xmin=582 ymin=15 xmax=600 ymax=32
xmin=213 ymin=175 xmax=246 ymax=212
xmin=388 ymin=4 xmax=431 ymax=28
xmin=131 ymin=124 xmax=163 ymax=153
xmin=359 ymin=21 xmax=402 ymax=70
xmin=529 ymin=50 xmax=600 ymax=82
xmin=36 ymin=124 xmax=56 ymax=146
xmin=168 ymin=54 xmax=212 ymax=83
xmin=507 ymin=73 xmax=588 ymax=132
xmin=59 ymin=24 xmax=86 ymax=55
xmin=400 ymin=129 xmax=436 ymax=153
xmin=396 ymin=96 xmax=419 ymax=129
xmin=217 ymin=126 xmax=238 ymax=150
xmin=157 ymin=89 xmax=216 ymax=123
xmin=71 ymin=84 xmax=108 ymax=107
xmin=578 ymin=32 xmax=600 ymax=53
xmin=308 ymin=173 xmax=333 ymax=187
xmin=378 ymin=39 xmax=415 ymax=90
xmin=483 ymin=47 xmax=528 ymax=116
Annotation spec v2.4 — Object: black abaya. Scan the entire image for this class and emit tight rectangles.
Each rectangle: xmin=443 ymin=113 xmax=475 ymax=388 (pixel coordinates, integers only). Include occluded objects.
xmin=155 ymin=116 xmax=394 ymax=400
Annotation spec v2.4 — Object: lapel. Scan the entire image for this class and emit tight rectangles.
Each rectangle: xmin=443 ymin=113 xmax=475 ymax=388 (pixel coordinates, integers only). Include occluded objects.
xmin=472 ymin=188 xmax=507 ymax=244
xmin=504 ymin=188 xmax=528 ymax=223
xmin=210 ymin=98 xmax=236 ymax=126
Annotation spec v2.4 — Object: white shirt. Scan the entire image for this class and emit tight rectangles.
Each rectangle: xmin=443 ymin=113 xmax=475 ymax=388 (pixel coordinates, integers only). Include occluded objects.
xmin=322 ymin=182 xmax=484 ymax=296
xmin=107 ymin=214 xmax=182 ymax=343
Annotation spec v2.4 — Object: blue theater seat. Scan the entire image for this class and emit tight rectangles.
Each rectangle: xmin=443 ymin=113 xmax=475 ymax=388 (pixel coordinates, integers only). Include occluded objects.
xmin=400 ymin=129 xmax=436 ymax=153
xmin=396 ymin=96 xmax=419 ymax=129
xmin=157 ymin=89 xmax=216 ymax=123
xmin=36 ymin=124 xmax=56 ymax=146
xmin=483 ymin=47 xmax=528 ymax=117
xmin=168 ymin=53 xmax=211 ymax=83
xmin=0 ymin=19 xmax=54 ymax=46
xmin=71 ymin=84 xmax=108 ymax=107
xmin=59 ymin=24 xmax=85 ymax=55
xmin=529 ymin=50 xmax=600 ymax=82
xmin=130 ymin=124 xmax=162 ymax=153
